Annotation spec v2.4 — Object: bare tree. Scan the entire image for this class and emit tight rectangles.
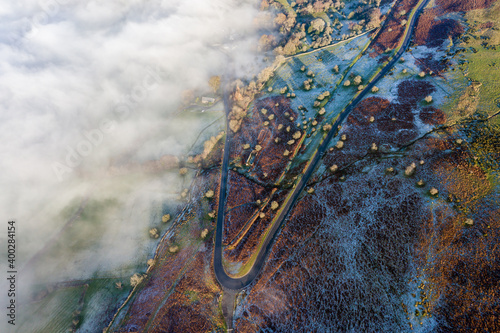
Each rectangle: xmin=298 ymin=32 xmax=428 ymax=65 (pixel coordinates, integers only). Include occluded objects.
xmin=309 ymin=18 xmax=326 ymax=34
xmin=368 ymin=8 xmax=382 ymax=28
xmin=260 ymin=34 xmax=277 ymax=51
xmin=208 ymin=76 xmax=221 ymax=93
xmin=275 ymin=13 xmax=287 ymax=26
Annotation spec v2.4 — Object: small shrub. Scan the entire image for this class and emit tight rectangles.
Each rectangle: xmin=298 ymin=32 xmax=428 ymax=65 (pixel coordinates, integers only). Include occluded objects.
xmin=149 ymin=228 xmax=159 ymax=239
xmin=130 ymin=273 xmax=144 ymax=287
xmin=201 ymin=228 xmax=209 ymax=239
xmin=405 ymin=163 xmax=416 ymax=177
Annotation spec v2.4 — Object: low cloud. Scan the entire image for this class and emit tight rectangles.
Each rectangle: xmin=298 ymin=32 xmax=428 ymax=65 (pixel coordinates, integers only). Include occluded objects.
xmin=0 ymin=0 xmax=262 ymax=315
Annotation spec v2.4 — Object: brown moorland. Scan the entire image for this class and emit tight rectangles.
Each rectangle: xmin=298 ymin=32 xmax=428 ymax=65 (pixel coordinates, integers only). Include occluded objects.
xmin=235 ymin=98 xmax=499 ymax=332
xmin=371 ymin=0 xmax=421 ymax=56
xmin=230 ymin=96 xmax=301 ymax=184
xmin=223 ymin=170 xmax=273 ymax=246
xmin=414 ymin=8 xmax=464 ymax=47
xmin=435 ymin=0 xmax=497 ymax=13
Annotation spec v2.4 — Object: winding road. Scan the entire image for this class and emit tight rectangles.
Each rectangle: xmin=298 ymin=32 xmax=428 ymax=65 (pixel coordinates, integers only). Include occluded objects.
xmin=214 ymin=0 xmax=430 ymax=291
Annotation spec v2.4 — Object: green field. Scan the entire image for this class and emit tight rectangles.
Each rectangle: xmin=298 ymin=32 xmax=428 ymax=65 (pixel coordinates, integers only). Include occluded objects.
xmin=463 ymin=1 xmax=500 ymax=121
xmin=17 ymin=286 xmax=84 ymax=333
